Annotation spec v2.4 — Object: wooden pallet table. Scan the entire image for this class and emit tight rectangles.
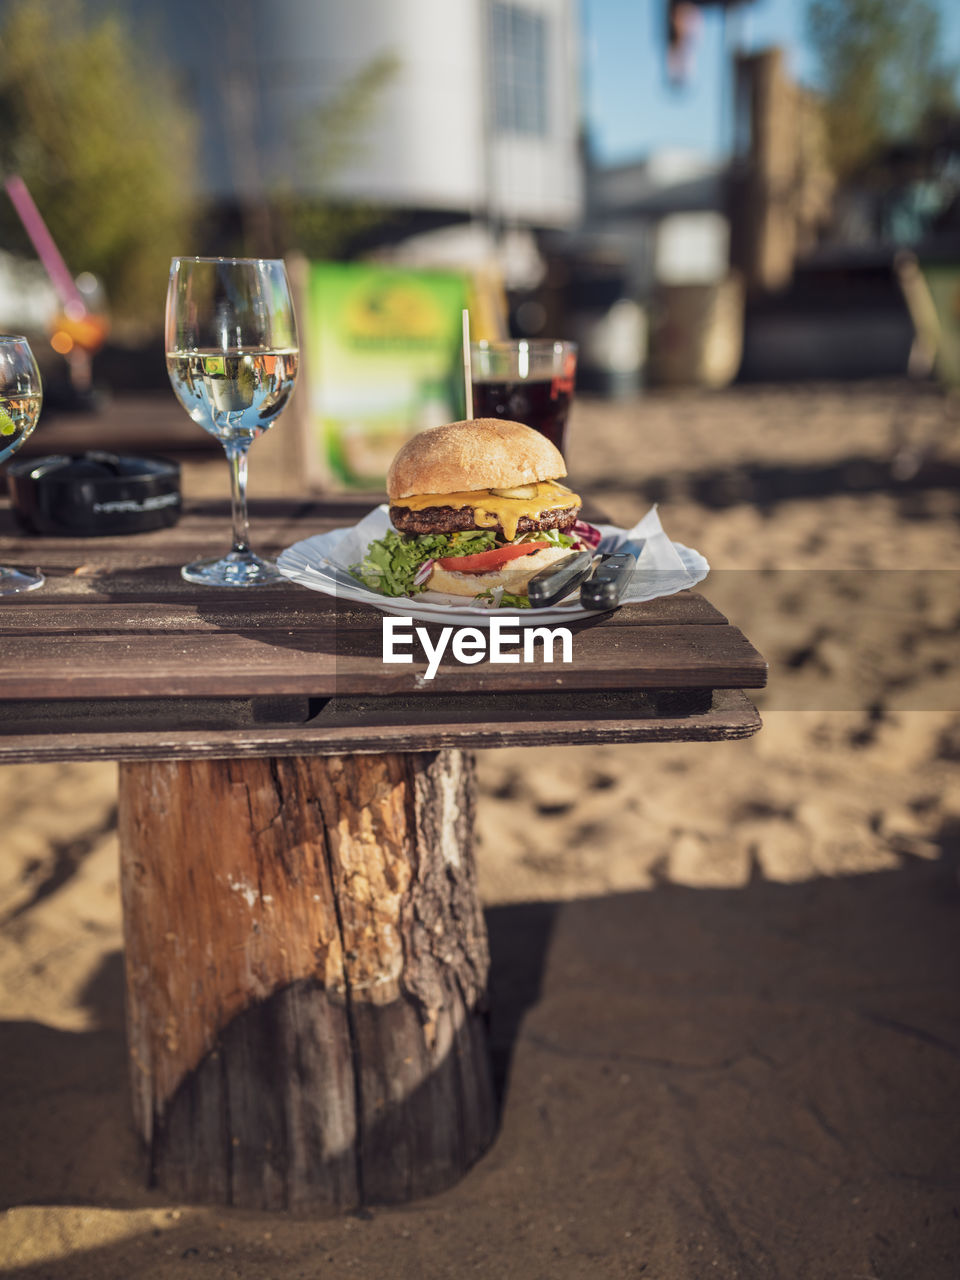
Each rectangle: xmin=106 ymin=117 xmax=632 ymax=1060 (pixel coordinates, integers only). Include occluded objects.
xmin=0 ymin=496 xmax=766 ymax=1212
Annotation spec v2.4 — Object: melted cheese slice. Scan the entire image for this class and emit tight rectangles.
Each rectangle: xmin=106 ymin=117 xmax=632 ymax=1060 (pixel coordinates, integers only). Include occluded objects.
xmin=398 ymin=480 xmax=580 ymax=541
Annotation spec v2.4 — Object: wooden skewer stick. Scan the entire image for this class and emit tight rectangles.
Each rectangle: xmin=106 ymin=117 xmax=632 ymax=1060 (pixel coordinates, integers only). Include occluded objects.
xmin=462 ymin=308 xmax=474 ymax=419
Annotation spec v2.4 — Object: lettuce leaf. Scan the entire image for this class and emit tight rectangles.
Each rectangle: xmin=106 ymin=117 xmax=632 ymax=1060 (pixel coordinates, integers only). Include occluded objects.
xmin=520 ymin=527 xmax=577 ymax=550
xmin=352 ymin=529 xmax=500 ymax=597
xmin=474 ymin=588 xmax=532 ymax=609
xmin=352 ymin=524 xmax=576 ymax=599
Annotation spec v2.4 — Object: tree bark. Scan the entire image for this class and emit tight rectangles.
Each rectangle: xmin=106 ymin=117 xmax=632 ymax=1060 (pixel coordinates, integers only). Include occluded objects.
xmin=117 ymin=749 xmax=495 ymax=1211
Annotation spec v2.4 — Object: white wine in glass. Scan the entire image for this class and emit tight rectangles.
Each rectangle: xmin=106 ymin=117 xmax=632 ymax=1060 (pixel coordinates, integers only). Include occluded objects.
xmin=165 ymin=257 xmax=299 ymax=586
xmin=0 ymin=335 xmax=44 ymax=594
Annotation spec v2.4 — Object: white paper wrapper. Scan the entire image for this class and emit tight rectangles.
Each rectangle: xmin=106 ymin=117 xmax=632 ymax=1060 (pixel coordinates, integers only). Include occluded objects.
xmin=594 ymin=505 xmax=702 ymax=601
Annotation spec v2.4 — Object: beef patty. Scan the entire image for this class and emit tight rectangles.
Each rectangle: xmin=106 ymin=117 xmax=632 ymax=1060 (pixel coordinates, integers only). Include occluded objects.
xmin=389 ymin=503 xmax=579 ymax=537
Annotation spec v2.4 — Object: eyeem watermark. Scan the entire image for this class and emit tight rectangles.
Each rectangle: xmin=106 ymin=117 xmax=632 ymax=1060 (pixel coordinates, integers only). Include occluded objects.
xmin=382 ymin=616 xmax=573 ymax=680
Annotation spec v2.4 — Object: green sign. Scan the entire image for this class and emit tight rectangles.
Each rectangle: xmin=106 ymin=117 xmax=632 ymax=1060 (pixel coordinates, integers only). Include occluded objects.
xmin=304 ymin=262 xmax=471 ymax=488
xmin=920 ymin=263 xmax=960 ymax=388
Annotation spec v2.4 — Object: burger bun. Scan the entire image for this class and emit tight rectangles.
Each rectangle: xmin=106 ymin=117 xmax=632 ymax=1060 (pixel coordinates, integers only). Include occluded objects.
xmin=388 ymin=418 xmax=566 ymax=501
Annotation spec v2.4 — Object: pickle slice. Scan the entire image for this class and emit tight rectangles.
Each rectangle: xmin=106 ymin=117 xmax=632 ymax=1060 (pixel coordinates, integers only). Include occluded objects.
xmin=490 ymin=484 xmax=538 ymax=499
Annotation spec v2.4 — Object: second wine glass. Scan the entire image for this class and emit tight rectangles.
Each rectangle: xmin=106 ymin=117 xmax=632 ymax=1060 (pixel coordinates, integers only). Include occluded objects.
xmin=0 ymin=335 xmax=44 ymax=594
xmin=165 ymin=257 xmax=299 ymax=586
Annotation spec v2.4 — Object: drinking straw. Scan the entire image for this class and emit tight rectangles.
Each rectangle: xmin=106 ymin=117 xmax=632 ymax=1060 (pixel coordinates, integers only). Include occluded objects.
xmin=462 ymin=308 xmax=473 ymax=418
xmin=4 ymin=175 xmax=87 ymax=315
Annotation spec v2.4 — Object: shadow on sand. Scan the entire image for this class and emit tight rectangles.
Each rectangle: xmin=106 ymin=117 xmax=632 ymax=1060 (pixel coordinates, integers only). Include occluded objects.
xmin=3 ymin=847 xmax=960 ymax=1276
xmin=590 ymin=451 xmax=960 ymax=514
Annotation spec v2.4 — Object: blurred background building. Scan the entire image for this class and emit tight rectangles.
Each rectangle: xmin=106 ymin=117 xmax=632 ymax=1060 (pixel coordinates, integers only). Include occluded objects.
xmin=2 ymin=0 xmax=960 ymax=398
xmin=125 ymin=0 xmax=583 ymax=232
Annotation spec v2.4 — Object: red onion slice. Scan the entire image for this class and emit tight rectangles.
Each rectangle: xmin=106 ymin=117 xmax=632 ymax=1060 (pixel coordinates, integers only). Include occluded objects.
xmin=571 ymin=520 xmax=602 ymax=550
xmin=413 ymin=558 xmax=435 ymax=587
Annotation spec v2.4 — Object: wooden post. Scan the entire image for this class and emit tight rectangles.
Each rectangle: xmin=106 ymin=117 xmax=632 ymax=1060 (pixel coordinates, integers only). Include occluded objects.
xmin=729 ymin=48 xmax=801 ymax=295
xmin=117 ymin=750 xmax=495 ymax=1211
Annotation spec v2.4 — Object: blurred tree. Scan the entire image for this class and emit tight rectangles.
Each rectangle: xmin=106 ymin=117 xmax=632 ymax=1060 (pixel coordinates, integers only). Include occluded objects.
xmin=807 ymin=0 xmax=958 ymax=177
xmin=272 ymin=53 xmax=400 ymax=260
xmin=0 ymin=0 xmax=197 ymax=324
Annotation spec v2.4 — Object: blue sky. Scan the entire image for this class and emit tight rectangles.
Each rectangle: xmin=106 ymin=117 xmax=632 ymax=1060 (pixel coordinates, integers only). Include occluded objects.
xmin=581 ymin=0 xmax=960 ymax=164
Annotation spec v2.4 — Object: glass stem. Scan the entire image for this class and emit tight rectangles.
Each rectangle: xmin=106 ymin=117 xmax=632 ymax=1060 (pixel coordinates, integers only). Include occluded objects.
xmin=226 ymin=444 xmax=251 ymax=556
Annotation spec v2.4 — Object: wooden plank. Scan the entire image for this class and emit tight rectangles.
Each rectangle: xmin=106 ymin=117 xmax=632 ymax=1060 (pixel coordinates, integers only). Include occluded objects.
xmin=0 ymin=688 xmax=709 ymax=735
xmin=0 ymin=503 xmax=330 ymax=557
xmin=0 ymin=622 xmax=766 ymax=699
xmin=0 ymin=588 xmax=727 ymax=631
xmin=1 ymin=575 xmax=728 ymax=623
xmin=0 ymin=690 xmax=761 ymax=762
xmin=0 ymin=695 xmax=313 ymax=735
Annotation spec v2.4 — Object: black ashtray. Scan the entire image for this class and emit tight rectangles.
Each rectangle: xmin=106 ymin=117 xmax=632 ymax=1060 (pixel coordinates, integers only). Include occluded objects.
xmin=7 ymin=451 xmax=182 ymax=536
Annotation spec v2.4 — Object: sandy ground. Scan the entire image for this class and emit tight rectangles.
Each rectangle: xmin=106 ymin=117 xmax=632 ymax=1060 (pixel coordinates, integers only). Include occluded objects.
xmin=2 ymin=380 xmax=960 ymax=1278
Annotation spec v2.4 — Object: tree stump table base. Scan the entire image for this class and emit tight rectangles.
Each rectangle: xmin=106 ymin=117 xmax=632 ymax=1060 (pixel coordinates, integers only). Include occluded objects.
xmin=118 ymin=749 xmax=496 ymax=1211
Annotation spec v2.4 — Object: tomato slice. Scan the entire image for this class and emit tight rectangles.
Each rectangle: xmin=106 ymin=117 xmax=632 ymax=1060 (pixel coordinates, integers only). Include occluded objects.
xmin=436 ymin=541 xmax=549 ymax=572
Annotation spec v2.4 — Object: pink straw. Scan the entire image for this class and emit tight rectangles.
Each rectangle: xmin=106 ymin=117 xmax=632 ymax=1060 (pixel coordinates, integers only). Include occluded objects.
xmin=4 ymin=175 xmax=87 ymax=314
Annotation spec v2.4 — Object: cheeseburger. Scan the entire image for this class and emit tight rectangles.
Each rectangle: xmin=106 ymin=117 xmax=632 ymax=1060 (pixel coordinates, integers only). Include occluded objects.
xmin=353 ymin=418 xmax=587 ymax=604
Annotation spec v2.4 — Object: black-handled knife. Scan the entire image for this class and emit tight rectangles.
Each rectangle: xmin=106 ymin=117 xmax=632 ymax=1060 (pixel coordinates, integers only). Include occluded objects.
xmin=580 ymin=551 xmax=636 ymax=611
xmin=527 ymin=549 xmax=595 ymax=608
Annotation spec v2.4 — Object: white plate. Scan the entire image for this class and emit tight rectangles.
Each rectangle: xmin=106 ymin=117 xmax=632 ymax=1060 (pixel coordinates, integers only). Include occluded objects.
xmin=277 ymin=522 xmax=709 ymax=627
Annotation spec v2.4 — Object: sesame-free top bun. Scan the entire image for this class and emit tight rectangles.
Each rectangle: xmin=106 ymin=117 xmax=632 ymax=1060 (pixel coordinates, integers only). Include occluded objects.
xmin=387 ymin=418 xmax=566 ymax=501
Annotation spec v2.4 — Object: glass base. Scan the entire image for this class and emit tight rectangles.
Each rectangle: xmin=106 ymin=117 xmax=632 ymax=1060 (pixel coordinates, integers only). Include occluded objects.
xmin=181 ymin=551 xmax=283 ymax=587
xmin=0 ymin=566 xmax=44 ymax=595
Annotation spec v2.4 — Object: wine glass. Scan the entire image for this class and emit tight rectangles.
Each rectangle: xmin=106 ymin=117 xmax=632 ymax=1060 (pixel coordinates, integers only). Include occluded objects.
xmin=0 ymin=335 xmax=44 ymax=594
xmin=165 ymin=257 xmax=299 ymax=586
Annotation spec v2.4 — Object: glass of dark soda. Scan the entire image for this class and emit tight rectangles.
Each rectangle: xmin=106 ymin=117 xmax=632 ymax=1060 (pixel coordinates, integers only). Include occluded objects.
xmin=470 ymin=339 xmax=577 ymax=454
